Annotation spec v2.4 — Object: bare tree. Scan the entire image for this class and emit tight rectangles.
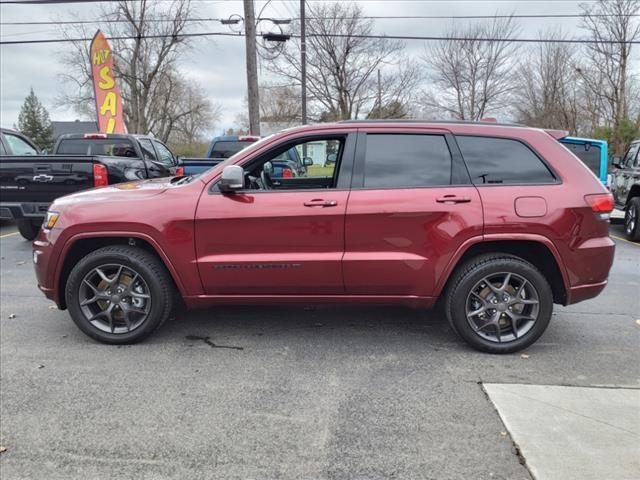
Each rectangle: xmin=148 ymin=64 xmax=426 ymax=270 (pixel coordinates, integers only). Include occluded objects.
xmin=233 ymin=85 xmax=302 ymax=132
xmin=514 ymin=31 xmax=581 ymax=133
xmin=260 ymin=85 xmax=302 ymax=123
xmin=266 ymin=2 xmax=419 ymax=121
xmin=153 ymin=70 xmax=221 ymax=144
xmin=578 ymin=0 xmax=640 ymax=153
xmin=420 ymin=16 xmax=519 ymax=120
xmin=58 ymin=0 xmax=218 ymax=142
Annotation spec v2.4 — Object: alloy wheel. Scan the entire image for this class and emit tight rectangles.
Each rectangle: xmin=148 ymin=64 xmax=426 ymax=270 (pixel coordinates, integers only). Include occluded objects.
xmin=79 ymin=264 xmax=151 ymax=334
xmin=465 ymin=272 xmax=540 ymax=343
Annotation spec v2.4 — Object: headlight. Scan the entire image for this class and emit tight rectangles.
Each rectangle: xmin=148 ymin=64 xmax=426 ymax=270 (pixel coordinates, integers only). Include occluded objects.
xmin=44 ymin=211 xmax=60 ymax=230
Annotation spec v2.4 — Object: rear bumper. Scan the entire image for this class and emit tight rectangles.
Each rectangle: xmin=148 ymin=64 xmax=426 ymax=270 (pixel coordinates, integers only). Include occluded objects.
xmin=0 ymin=202 xmax=50 ymax=220
xmin=562 ymin=235 xmax=615 ymax=305
xmin=566 ymin=280 xmax=608 ymax=305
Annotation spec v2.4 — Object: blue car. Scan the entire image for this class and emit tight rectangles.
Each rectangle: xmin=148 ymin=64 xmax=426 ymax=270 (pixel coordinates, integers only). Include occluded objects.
xmin=559 ymin=136 xmax=608 ymax=185
xmin=181 ymin=135 xmax=311 ymax=177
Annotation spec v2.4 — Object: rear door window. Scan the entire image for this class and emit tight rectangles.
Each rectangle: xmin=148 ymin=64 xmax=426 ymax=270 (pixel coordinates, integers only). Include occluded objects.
xmin=4 ymin=133 xmax=38 ymax=155
xmin=138 ymin=138 xmax=157 ymax=161
xmin=152 ymin=140 xmax=175 ymax=167
xmin=363 ymin=134 xmax=452 ymax=188
xmin=456 ymin=136 xmax=556 ymax=185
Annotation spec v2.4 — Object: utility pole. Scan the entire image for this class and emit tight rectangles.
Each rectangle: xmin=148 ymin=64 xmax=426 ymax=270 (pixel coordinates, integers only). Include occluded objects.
xmin=243 ymin=0 xmax=260 ymax=135
xmin=377 ymin=69 xmax=382 ymax=112
xmin=300 ymin=0 xmax=307 ymax=125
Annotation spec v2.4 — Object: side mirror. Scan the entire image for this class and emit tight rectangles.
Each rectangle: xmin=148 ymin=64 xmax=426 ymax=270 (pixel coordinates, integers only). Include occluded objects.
xmin=41 ymin=149 xmax=48 ymax=155
xmin=219 ymin=165 xmax=245 ymax=193
xmin=176 ymin=155 xmax=184 ymax=165
xmin=611 ymin=156 xmax=622 ymax=168
xmin=326 ymin=153 xmax=337 ymax=164
xmin=303 ymin=157 xmax=313 ymax=167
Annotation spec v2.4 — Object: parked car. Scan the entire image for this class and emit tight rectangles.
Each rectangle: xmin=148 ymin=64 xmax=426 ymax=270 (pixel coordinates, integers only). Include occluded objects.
xmin=610 ymin=139 xmax=640 ymax=241
xmin=33 ymin=121 xmax=615 ymax=353
xmin=559 ymin=136 xmax=608 ymax=185
xmin=0 ymin=127 xmax=41 ymax=155
xmin=181 ymin=134 xmax=311 ymax=178
xmin=1 ymin=132 xmax=182 ymax=240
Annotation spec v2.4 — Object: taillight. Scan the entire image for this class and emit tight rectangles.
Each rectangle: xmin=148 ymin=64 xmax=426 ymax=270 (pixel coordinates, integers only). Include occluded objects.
xmin=93 ymin=164 xmax=108 ymax=187
xmin=175 ymin=166 xmax=185 ymax=176
xmin=585 ymin=193 xmax=614 ymax=220
xmin=282 ymin=167 xmax=293 ymax=178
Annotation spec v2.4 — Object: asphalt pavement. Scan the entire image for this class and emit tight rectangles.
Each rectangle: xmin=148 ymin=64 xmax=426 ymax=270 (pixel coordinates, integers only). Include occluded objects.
xmin=0 ymin=219 xmax=638 ymax=480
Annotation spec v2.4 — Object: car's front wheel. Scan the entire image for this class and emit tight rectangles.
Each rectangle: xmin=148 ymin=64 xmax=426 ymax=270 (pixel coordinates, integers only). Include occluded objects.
xmin=65 ymin=245 xmax=174 ymax=344
xmin=445 ymin=254 xmax=553 ymax=354
xmin=624 ymin=197 xmax=640 ymax=242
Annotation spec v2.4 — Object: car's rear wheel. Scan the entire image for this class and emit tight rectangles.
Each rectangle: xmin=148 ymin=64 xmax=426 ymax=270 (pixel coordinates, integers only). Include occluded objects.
xmin=445 ymin=254 xmax=553 ymax=354
xmin=624 ymin=197 xmax=640 ymax=242
xmin=16 ymin=218 xmax=41 ymax=241
xmin=65 ymin=245 xmax=173 ymax=344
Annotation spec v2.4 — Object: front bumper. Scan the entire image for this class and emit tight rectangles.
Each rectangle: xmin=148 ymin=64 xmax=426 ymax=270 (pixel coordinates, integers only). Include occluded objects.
xmin=0 ymin=202 xmax=50 ymax=220
xmin=33 ymin=228 xmax=64 ymax=308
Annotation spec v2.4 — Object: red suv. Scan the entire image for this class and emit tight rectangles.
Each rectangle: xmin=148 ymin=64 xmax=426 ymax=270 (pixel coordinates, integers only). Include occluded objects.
xmin=33 ymin=121 xmax=615 ymax=353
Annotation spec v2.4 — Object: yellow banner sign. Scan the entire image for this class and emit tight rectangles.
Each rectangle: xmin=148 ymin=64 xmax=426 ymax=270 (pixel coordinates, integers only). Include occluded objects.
xmin=90 ymin=30 xmax=125 ymax=134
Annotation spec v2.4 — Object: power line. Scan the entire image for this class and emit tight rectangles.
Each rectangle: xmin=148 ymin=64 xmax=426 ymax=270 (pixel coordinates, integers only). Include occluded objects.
xmin=2 ymin=30 xmax=639 ymax=46
xmin=2 ymin=12 xmax=639 ymax=26
xmin=0 ymin=31 xmax=244 ymax=44
xmin=0 ymin=0 xmax=224 ymax=4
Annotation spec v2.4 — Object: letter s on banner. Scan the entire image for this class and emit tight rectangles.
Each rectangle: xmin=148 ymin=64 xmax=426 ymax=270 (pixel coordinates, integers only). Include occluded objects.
xmin=90 ymin=30 xmax=125 ymax=134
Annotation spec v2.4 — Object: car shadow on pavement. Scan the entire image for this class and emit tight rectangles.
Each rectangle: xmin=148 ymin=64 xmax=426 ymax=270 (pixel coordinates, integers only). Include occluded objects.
xmin=153 ymin=305 xmax=465 ymax=351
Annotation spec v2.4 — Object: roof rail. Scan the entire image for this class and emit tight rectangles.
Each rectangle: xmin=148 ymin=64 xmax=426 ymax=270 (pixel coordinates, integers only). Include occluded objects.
xmin=338 ymin=119 xmax=525 ymax=127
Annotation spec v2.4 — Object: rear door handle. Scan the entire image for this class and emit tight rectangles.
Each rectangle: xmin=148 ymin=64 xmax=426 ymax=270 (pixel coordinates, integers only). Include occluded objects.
xmin=436 ymin=195 xmax=471 ymax=204
xmin=304 ymin=199 xmax=338 ymax=207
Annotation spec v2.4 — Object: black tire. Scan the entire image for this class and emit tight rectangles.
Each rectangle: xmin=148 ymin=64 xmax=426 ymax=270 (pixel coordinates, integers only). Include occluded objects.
xmin=16 ymin=218 xmax=41 ymax=241
xmin=624 ymin=197 xmax=640 ymax=242
xmin=65 ymin=245 xmax=174 ymax=344
xmin=444 ymin=254 xmax=553 ymax=354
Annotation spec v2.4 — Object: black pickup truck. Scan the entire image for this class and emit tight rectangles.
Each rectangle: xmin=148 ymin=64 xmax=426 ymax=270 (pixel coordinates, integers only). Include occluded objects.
xmin=0 ymin=131 xmax=181 ymax=240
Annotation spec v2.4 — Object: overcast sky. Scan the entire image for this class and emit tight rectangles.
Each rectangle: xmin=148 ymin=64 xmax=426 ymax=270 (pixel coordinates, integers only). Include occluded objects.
xmin=1 ymin=0 xmax=637 ymax=135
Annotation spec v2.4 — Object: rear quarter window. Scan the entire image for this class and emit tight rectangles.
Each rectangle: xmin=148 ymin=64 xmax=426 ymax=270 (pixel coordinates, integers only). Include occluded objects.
xmin=456 ymin=135 xmax=556 ymax=185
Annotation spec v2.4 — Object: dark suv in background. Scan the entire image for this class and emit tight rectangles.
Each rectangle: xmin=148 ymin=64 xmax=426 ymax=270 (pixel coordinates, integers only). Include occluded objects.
xmin=34 ymin=121 xmax=615 ymax=353
xmin=611 ymin=139 xmax=640 ymax=241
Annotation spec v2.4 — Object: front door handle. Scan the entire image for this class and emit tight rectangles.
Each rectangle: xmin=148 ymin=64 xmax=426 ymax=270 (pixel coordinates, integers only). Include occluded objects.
xmin=436 ymin=195 xmax=471 ymax=204
xmin=304 ymin=199 xmax=338 ymax=207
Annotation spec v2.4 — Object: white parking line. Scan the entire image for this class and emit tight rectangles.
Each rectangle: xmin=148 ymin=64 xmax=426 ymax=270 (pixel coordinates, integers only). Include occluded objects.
xmin=0 ymin=231 xmax=19 ymax=239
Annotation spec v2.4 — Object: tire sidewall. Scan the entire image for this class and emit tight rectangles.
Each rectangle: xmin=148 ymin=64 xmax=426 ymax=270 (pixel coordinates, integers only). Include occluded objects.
xmin=625 ymin=198 xmax=640 ymax=241
xmin=449 ymin=258 xmax=553 ymax=354
xmin=16 ymin=218 xmax=39 ymax=241
xmin=65 ymin=249 xmax=168 ymax=344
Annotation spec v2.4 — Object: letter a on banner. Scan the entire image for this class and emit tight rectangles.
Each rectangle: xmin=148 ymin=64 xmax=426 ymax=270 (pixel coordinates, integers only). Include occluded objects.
xmin=90 ymin=30 xmax=125 ymax=134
